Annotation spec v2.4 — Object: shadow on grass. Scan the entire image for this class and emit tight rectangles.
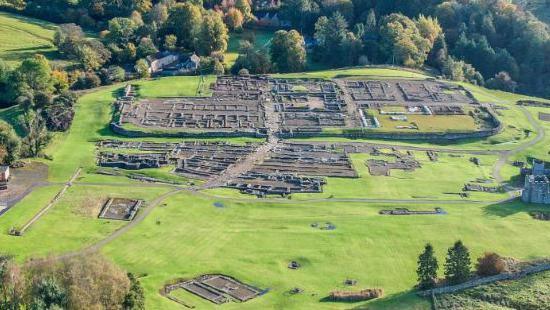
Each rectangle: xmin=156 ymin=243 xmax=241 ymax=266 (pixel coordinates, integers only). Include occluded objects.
xmin=483 ymin=199 xmax=549 ymax=218
xmin=317 ymin=289 xmax=427 ymax=309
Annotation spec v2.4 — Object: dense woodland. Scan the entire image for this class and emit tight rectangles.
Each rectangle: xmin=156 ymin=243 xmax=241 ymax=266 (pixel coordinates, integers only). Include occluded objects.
xmin=0 ymin=0 xmax=549 ymax=164
xmin=0 ymin=0 xmax=547 ymax=98
xmin=0 ymin=254 xmax=145 ymax=309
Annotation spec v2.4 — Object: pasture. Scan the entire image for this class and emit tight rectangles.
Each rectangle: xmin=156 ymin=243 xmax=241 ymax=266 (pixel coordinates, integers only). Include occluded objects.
xmin=0 ymin=12 xmax=62 ymax=66
xmin=1 ymin=68 xmax=549 ymax=309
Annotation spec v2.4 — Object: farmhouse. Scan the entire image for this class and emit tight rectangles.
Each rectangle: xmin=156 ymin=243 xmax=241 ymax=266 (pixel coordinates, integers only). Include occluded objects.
xmin=521 ymin=161 xmax=550 ymax=205
xmin=147 ymin=52 xmax=180 ymax=75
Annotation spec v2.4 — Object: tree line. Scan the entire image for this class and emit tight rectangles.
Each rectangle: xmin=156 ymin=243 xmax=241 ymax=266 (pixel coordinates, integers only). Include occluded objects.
xmin=0 ymin=254 xmax=145 ymax=310
xmin=416 ymin=241 xmax=508 ymax=289
xmin=1 ymin=0 xmax=548 ymax=98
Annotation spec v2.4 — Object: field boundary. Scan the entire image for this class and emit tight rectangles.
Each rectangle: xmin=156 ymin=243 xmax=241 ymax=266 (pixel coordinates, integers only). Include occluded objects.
xmin=419 ymin=262 xmax=550 ymax=297
xmin=9 ymin=168 xmax=81 ymax=236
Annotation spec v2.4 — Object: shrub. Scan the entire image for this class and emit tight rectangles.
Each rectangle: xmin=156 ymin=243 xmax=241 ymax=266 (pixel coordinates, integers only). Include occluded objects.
xmin=476 ymin=252 xmax=506 ymax=276
xmin=328 ymin=288 xmax=383 ymax=302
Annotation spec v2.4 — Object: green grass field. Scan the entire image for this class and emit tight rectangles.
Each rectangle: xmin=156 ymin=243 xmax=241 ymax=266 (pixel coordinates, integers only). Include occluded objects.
xmin=0 ymin=11 xmax=63 ymax=66
xmin=101 ymin=192 xmax=550 ymax=309
xmin=1 ymin=67 xmax=549 ymax=309
xmin=225 ymin=29 xmax=274 ymax=68
xmin=437 ymin=269 xmax=550 ymax=309
xmin=370 ymin=110 xmax=479 ymax=132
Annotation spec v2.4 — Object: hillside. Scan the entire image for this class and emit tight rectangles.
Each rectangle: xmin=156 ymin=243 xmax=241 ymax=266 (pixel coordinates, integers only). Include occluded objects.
xmin=0 ymin=67 xmax=549 ymax=309
xmin=0 ymin=11 xmax=64 ymax=66
xmin=514 ymin=0 xmax=550 ymax=24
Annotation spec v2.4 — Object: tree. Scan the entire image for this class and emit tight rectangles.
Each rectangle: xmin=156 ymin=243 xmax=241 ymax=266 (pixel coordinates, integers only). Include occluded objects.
xmin=164 ymin=3 xmax=202 ymax=50
xmin=314 ymin=13 xmax=360 ymax=67
xmin=416 ymin=15 xmax=442 ymax=45
xmin=196 ymin=11 xmax=229 ymax=56
xmin=13 ymin=55 xmax=54 ymax=96
xmin=232 ymin=45 xmax=271 ymax=74
xmin=133 ymin=0 xmax=152 ymax=13
xmin=427 ymin=34 xmax=448 ymax=69
xmin=321 ymin=0 xmax=354 ymax=24
xmin=163 ymin=35 xmax=178 ymax=52
xmin=280 ymin=0 xmax=320 ymax=33
xmin=76 ymin=40 xmax=111 ymax=71
xmin=379 ymin=13 xmax=432 ymax=68
xmin=0 ymin=121 xmax=20 ymax=165
xmin=29 ymin=277 xmax=68 ymax=310
xmin=270 ymin=30 xmax=307 ymax=73
xmin=123 ymin=273 xmax=145 ymax=310
xmin=225 ymin=8 xmax=244 ymax=31
xmin=134 ymin=59 xmax=150 ymax=78
xmin=137 ymin=37 xmax=158 ymax=58
xmin=106 ymin=17 xmax=138 ymax=44
xmin=150 ymin=3 xmax=169 ymax=25
xmin=416 ymin=243 xmax=438 ymax=289
xmin=54 ymin=23 xmax=85 ymax=56
xmin=235 ymin=0 xmax=254 ymax=23
xmin=444 ymin=240 xmax=471 ymax=284
xmin=486 ymin=71 xmax=517 ymax=93
xmin=476 ymin=252 xmax=506 ymax=276
xmin=365 ymin=9 xmax=377 ymax=33
xmin=0 ymin=255 xmax=25 ymax=310
xmin=19 ymin=111 xmax=51 ymax=157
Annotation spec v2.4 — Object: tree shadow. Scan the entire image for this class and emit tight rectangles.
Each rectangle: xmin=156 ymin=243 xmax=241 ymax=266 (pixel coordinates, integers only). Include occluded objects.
xmin=483 ymin=199 xmax=548 ymax=218
xmin=317 ymin=289 xmax=423 ymax=308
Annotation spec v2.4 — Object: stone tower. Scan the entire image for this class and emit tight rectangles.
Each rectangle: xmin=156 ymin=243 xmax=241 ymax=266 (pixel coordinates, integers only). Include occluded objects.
xmin=521 ymin=160 xmax=550 ymax=204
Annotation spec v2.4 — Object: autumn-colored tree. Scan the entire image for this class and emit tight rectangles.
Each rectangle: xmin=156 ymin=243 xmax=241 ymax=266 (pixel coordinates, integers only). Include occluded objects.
xmin=476 ymin=252 xmax=506 ymax=276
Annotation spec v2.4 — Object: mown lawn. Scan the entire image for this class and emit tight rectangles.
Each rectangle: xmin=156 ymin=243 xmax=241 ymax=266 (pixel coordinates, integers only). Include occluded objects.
xmin=102 ymin=191 xmax=550 ymax=309
xmin=0 ymin=11 xmax=65 ymax=66
xmin=133 ymin=75 xmax=217 ymax=98
xmin=225 ymin=29 xmax=274 ymax=68
xmin=0 ymin=184 xmax=172 ymax=262
xmin=1 ymin=67 xmax=549 ymax=310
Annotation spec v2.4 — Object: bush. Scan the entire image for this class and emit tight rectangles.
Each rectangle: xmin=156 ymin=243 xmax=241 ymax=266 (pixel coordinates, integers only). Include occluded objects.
xmin=476 ymin=252 xmax=506 ymax=276
xmin=328 ymin=288 xmax=383 ymax=302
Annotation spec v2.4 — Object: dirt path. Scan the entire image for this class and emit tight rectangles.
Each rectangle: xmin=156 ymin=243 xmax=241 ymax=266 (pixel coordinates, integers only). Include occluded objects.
xmin=335 ymin=79 xmax=361 ymax=127
xmin=492 ymin=106 xmax=545 ymax=192
xmin=17 ymin=168 xmax=81 ymax=235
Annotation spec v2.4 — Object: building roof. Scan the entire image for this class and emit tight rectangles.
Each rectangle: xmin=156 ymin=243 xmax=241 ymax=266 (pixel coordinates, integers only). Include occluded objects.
xmin=0 ymin=166 xmax=9 ymax=173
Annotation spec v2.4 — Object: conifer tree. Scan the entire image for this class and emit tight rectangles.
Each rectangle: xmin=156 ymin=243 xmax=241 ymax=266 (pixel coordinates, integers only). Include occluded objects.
xmin=417 ymin=243 xmax=438 ymax=289
xmin=444 ymin=240 xmax=471 ymax=284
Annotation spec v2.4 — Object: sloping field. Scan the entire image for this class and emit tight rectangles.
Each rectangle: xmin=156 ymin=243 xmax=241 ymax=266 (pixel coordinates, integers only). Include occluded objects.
xmin=0 ymin=11 xmax=60 ymax=65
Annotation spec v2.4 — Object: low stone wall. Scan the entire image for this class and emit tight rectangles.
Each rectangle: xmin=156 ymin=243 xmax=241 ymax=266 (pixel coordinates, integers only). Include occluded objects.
xmin=110 ymin=122 xmax=267 ymax=139
xmin=419 ymin=263 xmax=550 ymax=296
xmin=280 ymin=107 xmax=502 ymax=141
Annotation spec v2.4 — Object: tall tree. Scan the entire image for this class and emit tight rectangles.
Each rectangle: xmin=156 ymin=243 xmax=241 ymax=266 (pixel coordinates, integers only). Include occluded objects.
xmin=123 ymin=273 xmax=145 ymax=310
xmin=29 ymin=277 xmax=68 ymax=309
xmin=164 ymin=3 xmax=202 ymax=50
xmin=0 ymin=121 xmax=20 ymax=165
xmin=270 ymin=30 xmax=307 ymax=72
xmin=12 ymin=55 xmax=54 ymax=97
xmin=235 ymin=0 xmax=254 ymax=23
xmin=444 ymin=240 xmax=471 ymax=284
xmin=416 ymin=243 xmax=438 ymax=289
xmin=379 ymin=13 xmax=431 ymax=68
xmin=196 ymin=11 xmax=228 ymax=55
xmin=280 ymin=0 xmax=320 ymax=33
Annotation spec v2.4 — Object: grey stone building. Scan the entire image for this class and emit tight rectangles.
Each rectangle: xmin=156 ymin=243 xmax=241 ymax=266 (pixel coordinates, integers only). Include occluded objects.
xmin=521 ymin=160 xmax=550 ymax=204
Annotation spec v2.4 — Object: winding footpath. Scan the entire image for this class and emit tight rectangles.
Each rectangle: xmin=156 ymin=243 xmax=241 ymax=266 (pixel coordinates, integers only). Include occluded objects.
xmin=19 ymin=91 xmax=547 ymax=264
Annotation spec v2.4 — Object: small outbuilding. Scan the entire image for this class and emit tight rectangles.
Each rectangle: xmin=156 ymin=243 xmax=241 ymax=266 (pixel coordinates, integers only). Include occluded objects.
xmin=0 ymin=166 xmax=9 ymax=190
xmin=0 ymin=166 xmax=9 ymax=182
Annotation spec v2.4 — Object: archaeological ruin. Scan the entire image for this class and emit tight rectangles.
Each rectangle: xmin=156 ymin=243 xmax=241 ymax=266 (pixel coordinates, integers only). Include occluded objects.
xmin=98 ymin=198 xmax=143 ymax=221
xmin=112 ymin=76 xmax=500 ymax=140
xmin=164 ymin=274 xmax=263 ymax=305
